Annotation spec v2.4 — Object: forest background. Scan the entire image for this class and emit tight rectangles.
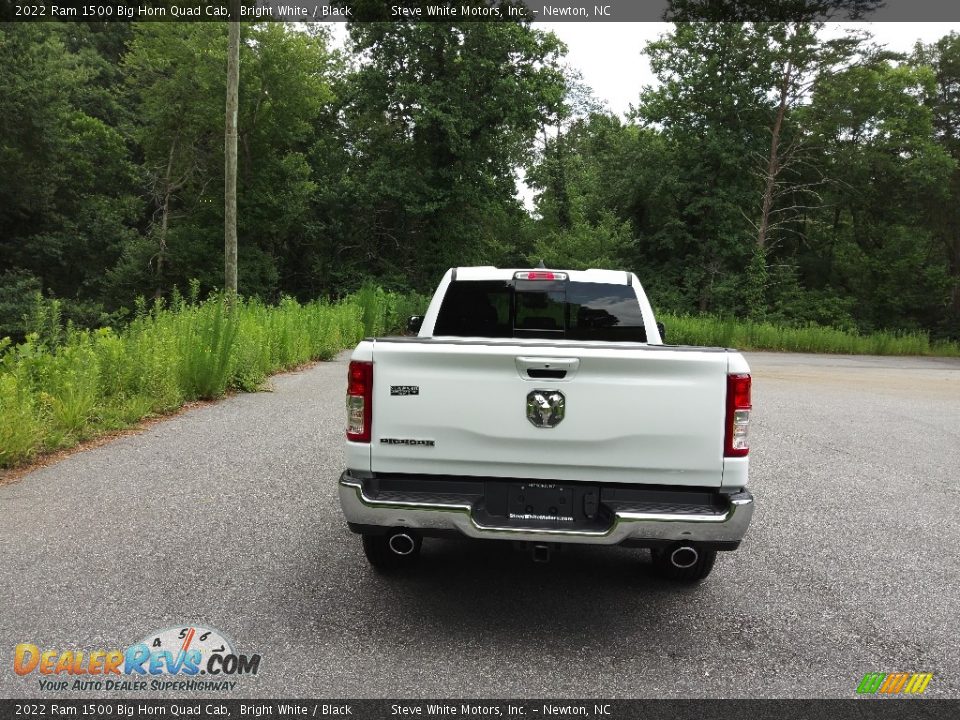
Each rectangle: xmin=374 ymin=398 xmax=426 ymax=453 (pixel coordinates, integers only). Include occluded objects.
xmin=3 ymin=18 xmax=960 ymax=340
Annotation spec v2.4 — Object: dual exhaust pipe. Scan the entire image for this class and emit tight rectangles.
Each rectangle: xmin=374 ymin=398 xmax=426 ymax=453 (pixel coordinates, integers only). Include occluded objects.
xmin=387 ymin=531 xmax=417 ymax=556
xmin=669 ymin=544 xmax=700 ymax=569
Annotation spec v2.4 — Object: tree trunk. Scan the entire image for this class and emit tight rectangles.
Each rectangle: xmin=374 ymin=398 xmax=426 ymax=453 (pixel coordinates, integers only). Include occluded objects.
xmin=224 ymin=4 xmax=240 ymax=297
xmin=949 ymin=235 xmax=960 ymax=318
xmin=751 ymin=27 xmax=799 ymax=320
xmin=758 ymin=56 xmax=792 ymax=252
xmin=156 ymin=133 xmax=184 ymax=286
xmin=158 ymin=138 xmax=176 ymax=277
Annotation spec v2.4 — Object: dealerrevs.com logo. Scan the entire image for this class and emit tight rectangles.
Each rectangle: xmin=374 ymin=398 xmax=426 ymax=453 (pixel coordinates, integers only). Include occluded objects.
xmin=14 ymin=625 xmax=261 ymax=692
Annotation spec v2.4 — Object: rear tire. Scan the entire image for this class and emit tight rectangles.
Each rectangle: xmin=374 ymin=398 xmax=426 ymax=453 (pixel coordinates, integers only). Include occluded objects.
xmin=362 ymin=532 xmax=422 ymax=571
xmin=651 ymin=544 xmax=717 ymax=582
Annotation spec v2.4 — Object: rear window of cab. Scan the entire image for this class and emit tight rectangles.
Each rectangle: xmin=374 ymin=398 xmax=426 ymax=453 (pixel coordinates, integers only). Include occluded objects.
xmin=433 ymin=280 xmax=648 ymax=342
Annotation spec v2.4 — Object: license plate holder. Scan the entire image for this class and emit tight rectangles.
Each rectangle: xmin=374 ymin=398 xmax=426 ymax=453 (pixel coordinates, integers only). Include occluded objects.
xmin=507 ymin=482 xmax=576 ymax=523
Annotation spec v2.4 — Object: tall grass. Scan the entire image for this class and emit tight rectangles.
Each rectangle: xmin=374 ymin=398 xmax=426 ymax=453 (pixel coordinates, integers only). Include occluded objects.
xmin=0 ymin=288 xmax=424 ymax=468
xmin=661 ymin=313 xmax=960 ymax=357
xmin=4 ymin=293 xmax=956 ymax=469
xmin=353 ymin=283 xmax=430 ymax=338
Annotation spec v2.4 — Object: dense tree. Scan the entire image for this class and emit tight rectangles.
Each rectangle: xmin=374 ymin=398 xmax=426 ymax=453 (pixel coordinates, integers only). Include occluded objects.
xmin=335 ymin=21 xmax=566 ymax=289
xmin=0 ymin=23 xmax=141 ymax=333
xmin=111 ymin=22 xmax=337 ymax=300
xmin=800 ymin=52 xmax=954 ymax=331
xmin=527 ymin=114 xmax=648 ymax=273
xmin=2 ymin=19 xmax=959 ymax=342
xmin=636 ymin=22 xmax=781 ymax=311
xmin=225 ymin=3 xmax=240 ymax=296
xmin=526 ymin=22 xmax=958 ymax=334
xmin=914 ymin=33 xmax=960 ymax=336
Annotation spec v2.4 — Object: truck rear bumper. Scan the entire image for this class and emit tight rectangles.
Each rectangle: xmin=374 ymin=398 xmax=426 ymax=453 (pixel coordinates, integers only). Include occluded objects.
xmin=338 ymin=471 xmax=754 ymax=550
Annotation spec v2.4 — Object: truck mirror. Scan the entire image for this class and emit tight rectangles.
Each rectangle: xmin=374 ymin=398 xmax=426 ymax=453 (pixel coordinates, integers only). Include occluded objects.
xmin=656 ymin=321 xmax=666 ymax=343
xmin=407 ymin=315 xmax=423 ymax=334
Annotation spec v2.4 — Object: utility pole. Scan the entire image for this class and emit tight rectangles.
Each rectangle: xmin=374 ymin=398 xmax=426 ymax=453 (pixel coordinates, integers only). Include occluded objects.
xmin=224 ymin=0 xmax=240 ymax=297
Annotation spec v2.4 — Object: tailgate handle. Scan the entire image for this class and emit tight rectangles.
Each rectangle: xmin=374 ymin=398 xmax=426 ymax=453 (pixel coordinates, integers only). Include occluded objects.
xmin=516 ymin=357 xmax=580 ymax=381
xmin=527 ymin=369 xmax=567 ymax=379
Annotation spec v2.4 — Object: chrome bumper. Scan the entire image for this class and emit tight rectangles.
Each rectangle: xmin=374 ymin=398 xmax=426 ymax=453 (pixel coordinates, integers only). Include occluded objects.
xmin=338 ymin=472 xmax=754 ymax=548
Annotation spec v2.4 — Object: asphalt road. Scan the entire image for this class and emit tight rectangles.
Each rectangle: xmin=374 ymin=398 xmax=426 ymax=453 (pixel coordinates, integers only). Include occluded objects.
xmin=1 ymin=351 xmax=958 ymax=699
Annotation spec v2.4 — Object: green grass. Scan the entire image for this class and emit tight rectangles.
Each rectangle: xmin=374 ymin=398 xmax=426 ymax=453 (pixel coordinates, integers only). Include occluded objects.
xmin=661 ymin=313 xmax=960 ymax=357
xmin=0 ymin=288 xmax=424 ymax=469
xmin=4 ymin=293 xmax=955 ymax=469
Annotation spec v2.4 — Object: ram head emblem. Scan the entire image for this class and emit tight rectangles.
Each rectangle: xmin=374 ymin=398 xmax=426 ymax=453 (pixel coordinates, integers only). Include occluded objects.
xmin=526 ymin=390 xmax=565 ymax=428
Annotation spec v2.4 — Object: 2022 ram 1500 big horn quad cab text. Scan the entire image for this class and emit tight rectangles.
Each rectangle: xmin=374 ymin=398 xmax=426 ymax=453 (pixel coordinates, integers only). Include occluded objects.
xmin=338 ymin=267 xmax=754 ymax=582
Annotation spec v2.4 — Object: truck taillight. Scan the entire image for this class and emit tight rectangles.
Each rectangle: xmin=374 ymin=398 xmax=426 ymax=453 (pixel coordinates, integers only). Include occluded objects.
xmin=724 ymin=373 xmax=751 ymax=457
xmin=346 ymin=360 xmax=373 ymax=443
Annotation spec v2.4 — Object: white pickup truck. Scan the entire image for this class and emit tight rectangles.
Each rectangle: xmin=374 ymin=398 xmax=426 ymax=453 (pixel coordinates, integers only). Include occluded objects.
xmin=338 ymin=267 xmax=754 ymax=581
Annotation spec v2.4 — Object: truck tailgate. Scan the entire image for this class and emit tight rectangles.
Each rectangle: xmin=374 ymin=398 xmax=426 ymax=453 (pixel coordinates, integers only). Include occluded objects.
xmin=365 ymin=340 xmax=731 ymax=487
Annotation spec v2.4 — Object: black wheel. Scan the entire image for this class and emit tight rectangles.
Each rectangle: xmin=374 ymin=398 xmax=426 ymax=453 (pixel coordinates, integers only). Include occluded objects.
xmin=651 ymin=544 xmax=717 ymax=582
xmin=361 ymin=532 xmax=422 ymax=571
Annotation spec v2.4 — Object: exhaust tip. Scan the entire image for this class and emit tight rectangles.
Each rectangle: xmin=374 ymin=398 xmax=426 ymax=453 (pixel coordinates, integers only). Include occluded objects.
xmin=670 ymin=545 xmax=699 ymax=569
xmin=388 ymin=532 xmax=416 ymax=556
